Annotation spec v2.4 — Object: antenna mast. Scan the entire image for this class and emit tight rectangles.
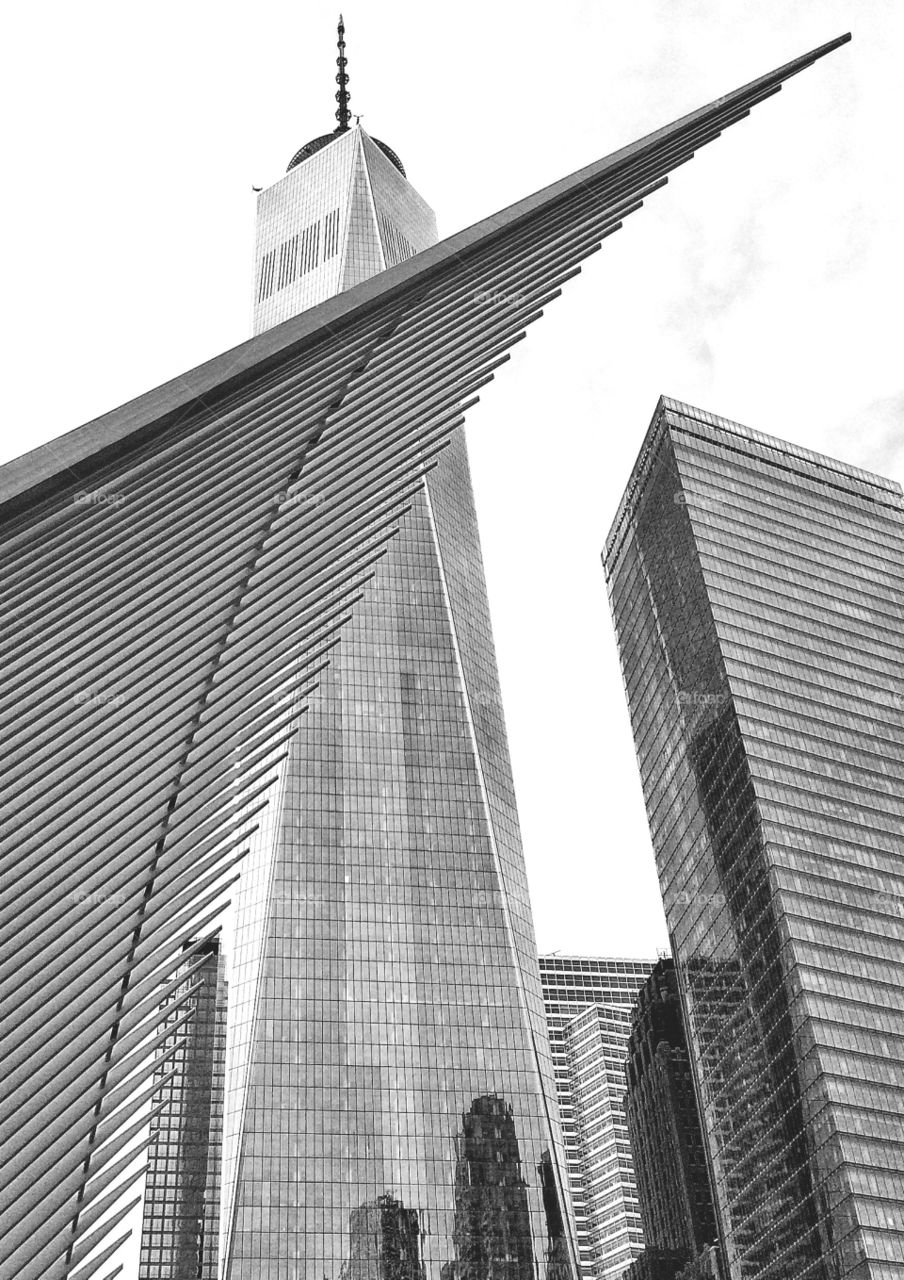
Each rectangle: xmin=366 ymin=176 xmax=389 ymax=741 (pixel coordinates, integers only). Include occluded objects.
xmin=335 ymin=15 xmax=351 ymax=133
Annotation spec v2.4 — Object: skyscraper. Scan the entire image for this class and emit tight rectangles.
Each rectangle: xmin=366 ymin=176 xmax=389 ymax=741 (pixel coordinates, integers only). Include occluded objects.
xmin=538 ymin=957 xmax=655 ymax=1278
xmin=252 ymin=19 xmax=437 ymax=334
xmin=218 ymin=21 xmax=576 ymax=1279
xmin=604 ymin=397 xmax=904 ymax=1279
xmin=563 ymin=1004 xmax=642 ymax=1280
xmin=624 ymin=959 xmax=719 ymax=1278
xmin=0 ymin=35 xmax=850 ymax=1280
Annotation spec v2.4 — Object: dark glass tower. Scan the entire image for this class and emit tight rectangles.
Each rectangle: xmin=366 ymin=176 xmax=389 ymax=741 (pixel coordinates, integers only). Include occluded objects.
xmin=139 ymin=939 xmax=227 ymax=1279
xmin=624 ymin=959 xmax=717 ymax=1263
xmin=604 ymin=398 xmax=904 ymax=1279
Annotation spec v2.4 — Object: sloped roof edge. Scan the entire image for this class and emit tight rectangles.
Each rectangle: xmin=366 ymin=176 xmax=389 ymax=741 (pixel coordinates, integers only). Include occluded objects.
xmin=0 ymin=32 xmax=849 ymax=512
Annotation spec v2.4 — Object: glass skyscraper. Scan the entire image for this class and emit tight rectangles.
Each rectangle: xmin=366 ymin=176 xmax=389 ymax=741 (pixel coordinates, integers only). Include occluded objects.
xmin=538 ymin=957 xmax=655 ymax=1278
xmin=219 ymin=424 xmax=575 ymax=1278
xmin=604 ymin=397 xmax=904 ymax=1279
xmin=251 ymin=18 xmax=437 ymax=337
xmin=252 ymin=124 xmax=437 ymax=334
xmin=219 ymin=25 xmax=576 ymax=1280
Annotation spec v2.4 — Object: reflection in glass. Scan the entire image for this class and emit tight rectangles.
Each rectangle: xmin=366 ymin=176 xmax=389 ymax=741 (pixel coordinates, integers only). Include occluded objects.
xmin=139 ymin=939 xmax=227 ymax=1280
xmin=443 ymin=1096 xmax=537 ymax=1280
xmin=538 ymin=1150 xmax=572 ymax=1280
xmin=340 ymin=1194 xmax=427 ymax=1280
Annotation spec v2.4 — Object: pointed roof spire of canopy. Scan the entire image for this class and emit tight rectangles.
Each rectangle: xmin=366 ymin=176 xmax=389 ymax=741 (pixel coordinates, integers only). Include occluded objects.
xmin=286 ymin=14 xmax=407 ymax=175
xmin=335 ymin=13 xmax=351 ymax=133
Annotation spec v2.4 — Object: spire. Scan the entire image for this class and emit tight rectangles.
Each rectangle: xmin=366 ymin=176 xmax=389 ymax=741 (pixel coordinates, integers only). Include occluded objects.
xmin=334 ymin=14 xmax=351 ymax=134
xmin=285 ymin=12 xmax=407 ymax=174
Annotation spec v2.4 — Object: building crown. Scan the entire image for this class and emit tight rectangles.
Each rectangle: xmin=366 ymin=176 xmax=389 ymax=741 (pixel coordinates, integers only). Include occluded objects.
xmin=286 ymin=14 xmax=406 ymax=176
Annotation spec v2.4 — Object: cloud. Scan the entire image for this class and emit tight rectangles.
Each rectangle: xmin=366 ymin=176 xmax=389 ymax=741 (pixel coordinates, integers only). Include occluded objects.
xmin=828 ymin=391 xmax=904 ymax=481
xmin=665 ymin=211 xmax=768 ymax=338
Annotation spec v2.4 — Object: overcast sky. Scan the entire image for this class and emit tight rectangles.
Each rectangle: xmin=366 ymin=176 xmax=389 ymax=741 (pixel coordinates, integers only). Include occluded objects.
xmin=4 ymin=0 xmax=902 ymax=980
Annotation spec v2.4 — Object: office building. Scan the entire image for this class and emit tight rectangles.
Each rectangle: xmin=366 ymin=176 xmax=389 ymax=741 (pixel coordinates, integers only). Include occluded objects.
xmin=564 ymin=1004 xmax=643 ymax=1279
xmin=539 ymin=957 xmax=654 ymax=1278
xmin=604 ymin=397 xmax=904 ymax=1279
xmin=622 ymin=1247 xmax=723 ymax=1280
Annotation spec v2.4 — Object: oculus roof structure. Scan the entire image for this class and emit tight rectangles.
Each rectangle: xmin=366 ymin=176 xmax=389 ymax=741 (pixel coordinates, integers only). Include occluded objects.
xmin=0 ymin=33 xmax=849 ymax=1280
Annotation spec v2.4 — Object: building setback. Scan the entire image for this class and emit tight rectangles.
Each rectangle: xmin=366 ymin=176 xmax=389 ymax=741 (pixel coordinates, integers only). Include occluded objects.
xmin=604 ymin=397 xmax=904 ymax=1279
xmin=538 ymin=957 xmax=655 ymax=1278
xmin=564 ymin=1004 xmax=642 ymax=1280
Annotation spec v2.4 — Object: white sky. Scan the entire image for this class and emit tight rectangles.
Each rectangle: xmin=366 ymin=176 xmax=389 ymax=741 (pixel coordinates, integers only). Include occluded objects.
xmin=5 ymin=0 xmax=904 ymax=1001
xmin=4 ymin=1 xmax=903 ymax=1274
